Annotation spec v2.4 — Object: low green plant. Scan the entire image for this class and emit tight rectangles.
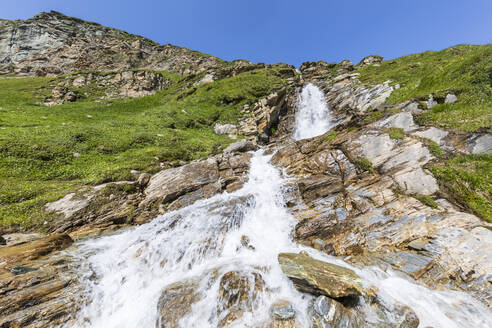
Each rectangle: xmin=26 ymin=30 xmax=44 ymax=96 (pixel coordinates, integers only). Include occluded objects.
xmin=429 ymin=154 xmax=492 ymax=222
xmin=423 ymin=138 xmax=445 ymax=158
xmin=354 ymin=157 xmax=373 ymax=173
xmin=0 ymin=67 xmax=288 ymax=230
xmin=323 ymin=130 xmax=337 ymax=142
xmin=388 ymin=127 xmax=405 ymax=139
xmin=413 ymin=194 xmax=439 ymax=209
xmin=359 ymin=44 xmax=492 ymax=132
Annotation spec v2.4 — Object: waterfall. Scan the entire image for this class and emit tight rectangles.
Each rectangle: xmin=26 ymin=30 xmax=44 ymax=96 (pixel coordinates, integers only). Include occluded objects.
xmin=70 ymin=151 xmax=492 ymax=327
xmin=293 ymin=83 xmax=337 ymax=140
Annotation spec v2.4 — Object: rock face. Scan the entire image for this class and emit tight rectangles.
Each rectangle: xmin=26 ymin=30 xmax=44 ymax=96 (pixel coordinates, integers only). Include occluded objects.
xmin=357 ymin=55 xmax=383 ymax=67
xmin=0 ymin=11 xmax=222 ymax=76
xmin=0 ymin=234 xmax=81 ymax=327
xmin=0 ymin=233 xmax=73 ymax=268
xmin=156 ymin=279 xmax=201 ymax=328
xmin=278 ymin=252 xmax=362 ymax=299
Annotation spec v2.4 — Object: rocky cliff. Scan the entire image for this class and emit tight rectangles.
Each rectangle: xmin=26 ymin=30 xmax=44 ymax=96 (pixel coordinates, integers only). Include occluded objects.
xmin=0 ymin=11 xmax=223 ymax=76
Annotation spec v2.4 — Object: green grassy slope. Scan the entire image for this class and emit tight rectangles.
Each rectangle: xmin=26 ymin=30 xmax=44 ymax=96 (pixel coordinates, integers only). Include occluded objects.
xmin=0 ymin=67 xmax=288 ymax=230
xmin=359 ymin=44 xmax=492 ymax=133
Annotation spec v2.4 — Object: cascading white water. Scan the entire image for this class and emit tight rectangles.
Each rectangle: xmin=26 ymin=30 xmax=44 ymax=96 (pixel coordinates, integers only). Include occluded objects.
xmin=293 ymin=83 xmax=337 ymax=140
xmin=70 ymin=150 xmax=492 ymax=328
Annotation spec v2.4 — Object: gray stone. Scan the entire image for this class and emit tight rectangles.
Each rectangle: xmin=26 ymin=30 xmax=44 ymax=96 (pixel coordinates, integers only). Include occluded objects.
xmin=426 ymin=95 xmax=438 ymax=109
xmin=412 ymin=127 xmax=448 ymax=145
xmin=444 ymin=93 xmax=458 ymax=104
xmin=378 ymin=112 xmax=418 ymax=131
xmin=471 ymin=134 xmax=492 ymax=154
xmin=214 ymin=123 xmax=238 ymax=136
xmin=45 ymin=193 xmax=91 ymax=219
xmin=137 ymin=173 xmax=151 ymax=187
xmin=357 ymin=55 xmax=383 ymax=68
xmin=393 ymin=167 xmax=439 ymax=195
xmin=223 ymin=139 xmax=257 ymax=153
xmin=310 ymin=296 xmax=363 ymax=328
xmin=270 ymin=300 xmax=296 ymax=320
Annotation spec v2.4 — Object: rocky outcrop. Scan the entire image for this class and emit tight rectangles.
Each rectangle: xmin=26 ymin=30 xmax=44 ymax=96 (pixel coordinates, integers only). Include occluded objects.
xmin=0 ymin=11 xmax=222 ymax=76
xmin=43 ymin=150 xmax=253 ymax=234
xmin=278 ymin=252 xmax=362 ymax=299
xmin=0 ymin=234 xmax=81 ymax=327
xmin=43 ymin=70 xmax=171 ymax=105
xmin=357 ymin=55 xmax=383 ymax=67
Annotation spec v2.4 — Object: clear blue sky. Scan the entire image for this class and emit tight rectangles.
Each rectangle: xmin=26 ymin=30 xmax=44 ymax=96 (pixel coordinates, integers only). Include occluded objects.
xmin=2 ymin=0 xmax=491 ymax=66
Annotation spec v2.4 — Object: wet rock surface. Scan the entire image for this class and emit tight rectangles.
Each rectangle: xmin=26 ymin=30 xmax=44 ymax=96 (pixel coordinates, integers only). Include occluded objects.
xmin=278 ymin=252 xmax=362 ymax=299
xmin=0 ymin=234 xmax=81 ymax=327
xmin=156 ymin=279 xmax=201 ymax=328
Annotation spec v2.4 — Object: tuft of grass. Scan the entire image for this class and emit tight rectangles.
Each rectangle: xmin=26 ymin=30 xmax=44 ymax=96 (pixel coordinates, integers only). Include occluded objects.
xmin=388 ymin=127 xmax=405 ymax=139
xmin=359 ymin=45 xmax=492 ymax=133
xmin=323 ymin=130 xmax=337 ymax=142
xmin=429 ymin=154 xmax=492 ymax=222
xmin=354 ymin=157 xmax=373 ymax=173
xmin=422 ymin=138 xmax=445 ymax=158
xmin=413 ymin=194 xmax=439 ymax=209
xmin=0 ymin=67 xmax=288 ymax=230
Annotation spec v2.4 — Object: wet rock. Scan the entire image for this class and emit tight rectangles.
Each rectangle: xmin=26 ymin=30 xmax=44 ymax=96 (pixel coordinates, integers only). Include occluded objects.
xmin=218 ymin=271 xmax=264 ymax=311
xmin=270 ymin=300 xmax=296 ymax=320
xmin=310 ymin=295 xmax=363 ymax=328
xmin=156 ymin=279 xmax=200 ymax=328
xmin=10 ymin=266 xmax=38 ymax=275
xmin=0 ymin=235 xmax=6 ymax=245
xmin=278 ymin=252 xmax=362 ymax=299
xmin=365 ymin=298 xmax=420 ymax=328
xmin=143 ymin=157 xmax=220 ymax=205
xmin=0 ymin=234 xmax=73 ymax=268
xmin=0 ymin=237 xmax=81 ymax=328
xmin=216 ymin=270 xmax=265 ymax=326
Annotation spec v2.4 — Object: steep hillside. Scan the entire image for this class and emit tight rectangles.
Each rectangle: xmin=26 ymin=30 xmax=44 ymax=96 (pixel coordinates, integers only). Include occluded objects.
xmin=0 ymin=11 xmax=222 ymax=76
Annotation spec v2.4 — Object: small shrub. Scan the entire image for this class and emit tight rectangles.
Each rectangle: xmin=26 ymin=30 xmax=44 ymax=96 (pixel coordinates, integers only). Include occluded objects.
xmin=413 ymin=194 xmax=439 ymax=209
xmin=388 ymin=127 xmax=405 ymax=139
xmin=354 ymin=157 xmax=373 ymax=172
xmin=423 ymin=139 xmax=445 ymax=158
xmin=323 ymin=130 xmax=337 ymax=142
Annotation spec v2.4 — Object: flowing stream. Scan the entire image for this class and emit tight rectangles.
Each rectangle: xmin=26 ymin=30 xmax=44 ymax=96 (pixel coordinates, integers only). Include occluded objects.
xmin=69 ymin=85 xmax=492 ymax=328
xmin=293 ymin=83 xmax=337 ymax=140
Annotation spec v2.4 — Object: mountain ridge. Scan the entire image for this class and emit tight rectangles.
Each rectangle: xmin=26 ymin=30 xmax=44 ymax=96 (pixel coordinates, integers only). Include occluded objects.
xmin=0 ymin=10 xmax=224 ymax=76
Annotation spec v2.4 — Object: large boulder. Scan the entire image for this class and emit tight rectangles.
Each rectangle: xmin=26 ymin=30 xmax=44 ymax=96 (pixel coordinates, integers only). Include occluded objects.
xmin=156 ymin=279 xmax=201 ymax=328
xmin=278 ymin=252 xmax=362 ymax=299
xmin=217 ymin=270 xmax=265 ymax=327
